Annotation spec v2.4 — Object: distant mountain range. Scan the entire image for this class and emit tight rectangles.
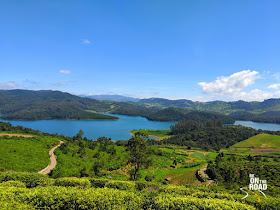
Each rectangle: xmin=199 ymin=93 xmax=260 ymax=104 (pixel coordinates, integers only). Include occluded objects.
xmin=1 ymin=90 xmax=280 ymax=123
xmin=80 ymin=94 xmax=140 ymax=102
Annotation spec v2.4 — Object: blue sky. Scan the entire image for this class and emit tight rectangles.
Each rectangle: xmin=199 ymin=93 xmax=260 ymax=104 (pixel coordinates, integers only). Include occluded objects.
xmin=0 ymin=0 xmax=279 ymax=101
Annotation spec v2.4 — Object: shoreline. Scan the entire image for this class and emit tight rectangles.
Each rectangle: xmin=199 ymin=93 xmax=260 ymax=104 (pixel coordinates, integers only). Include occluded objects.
xmin=127 ymin=130 xmax=160 ymax=141
xmin=0 ymin=118 xmax=119 ymax=121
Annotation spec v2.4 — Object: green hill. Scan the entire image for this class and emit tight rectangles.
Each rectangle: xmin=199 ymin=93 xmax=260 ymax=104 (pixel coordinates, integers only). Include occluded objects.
xmin=0 ymin=134 xmax=60 ymax=172
xmin=233 ymin=134 xmax=280 ymax=149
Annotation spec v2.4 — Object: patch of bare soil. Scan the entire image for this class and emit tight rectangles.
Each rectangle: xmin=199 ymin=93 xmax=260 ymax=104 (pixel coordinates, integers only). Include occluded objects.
xmin=0 ymin=133 xmax=33 ymax=138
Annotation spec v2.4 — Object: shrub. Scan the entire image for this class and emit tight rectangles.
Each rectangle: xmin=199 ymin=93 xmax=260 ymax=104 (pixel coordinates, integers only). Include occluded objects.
xmin=19 ymin=186 xmax=142 ymax=209
xmin=0 ymin=172 xmax=50 ymax=188
xmin=0 ymin=180 xmax=26 ymax=188
xmin=89 ymin=178 xmax=109 ymax=188
xmin=154 ymin=195 xmax=255 ymax=210
xmin=54 ymin=177 xmax=91 ymax=188
xmin=0 ymin=201 xmax=34 ymax=210
xmin=105 ymin=180 xmax=136 ymax=190
xmin=135 ymin=181 xmax=159 ymax=191
xmin=145 ymin=175 xmax=153 ymax=182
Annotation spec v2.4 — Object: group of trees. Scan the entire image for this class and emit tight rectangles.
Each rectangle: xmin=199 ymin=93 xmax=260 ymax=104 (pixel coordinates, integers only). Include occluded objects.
xmin=161 ymin=120 xmax=260 ymax=151
xmin=0 ymin=90 xmax=119 ymax=120
xmin=50 ymin=127 xmax=151 ymax=181
xmin=230 ymin=111 xmax=280 ymax=123
xmin=144 ymin=107 xmax=234 ymax=123
xmin=206 ymin=153 xmax=280 ymax=194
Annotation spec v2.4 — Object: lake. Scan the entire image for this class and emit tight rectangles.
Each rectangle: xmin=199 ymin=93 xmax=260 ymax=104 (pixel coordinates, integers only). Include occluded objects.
xmin=0 ymin=114 xmax=176 ymax=140
xmin=234 ymin=120 xmax=280 ymax=131
xmin=1 ymin=115 xmax=280 ymax=140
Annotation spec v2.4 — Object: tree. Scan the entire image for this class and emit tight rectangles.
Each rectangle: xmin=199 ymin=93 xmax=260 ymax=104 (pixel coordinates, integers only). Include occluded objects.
xmin=75 ymin=129 xmax=84 ymax=139
xmin=127 ymin=132 xmax=151 ymax=181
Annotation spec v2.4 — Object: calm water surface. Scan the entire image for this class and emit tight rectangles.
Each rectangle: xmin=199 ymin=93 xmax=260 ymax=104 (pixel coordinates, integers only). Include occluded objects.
xmin=234 ymin=120 xmax=280 ymax=131
xmin=0 ymin=114 xmax=175 ymax=140
xmin=1 ymin=115 xmax=280 ymax=140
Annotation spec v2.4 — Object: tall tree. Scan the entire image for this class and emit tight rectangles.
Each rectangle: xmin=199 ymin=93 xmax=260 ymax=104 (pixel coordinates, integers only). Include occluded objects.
xmin=127 ymin=132 xmax=151 ymax=181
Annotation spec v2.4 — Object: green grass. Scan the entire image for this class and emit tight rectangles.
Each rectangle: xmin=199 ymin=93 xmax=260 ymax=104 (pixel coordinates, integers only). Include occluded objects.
xmin=0 ymin=134 xmax=60 ymax=172
xmin=232 ymin=133 xmax=280 ymax=149
xmin=221 ymin=133 xmax=280 ymax=155
xmin=207 ymin=152 xmax=219 ymax=159
xmin=132 ymin=129 xmax=171 ymax=140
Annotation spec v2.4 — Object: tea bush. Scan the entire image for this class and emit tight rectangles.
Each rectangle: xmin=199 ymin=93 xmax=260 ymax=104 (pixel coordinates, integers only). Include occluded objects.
xmin=0 ymin=172 xmax=51 ymax=187
xmin=54 ymin=177 xmax=91 ymax=188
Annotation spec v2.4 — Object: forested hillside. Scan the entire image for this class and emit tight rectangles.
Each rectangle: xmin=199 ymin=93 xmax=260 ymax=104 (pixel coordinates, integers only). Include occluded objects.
xmin=138 ymin=98 xmax=280 ymax=123
xmin=0 ymin=90 xmax=118 ymax=120
xmin=161 ymin=119 xmax=280 ymax=151
xmin=4 ymin=89 xmax=280 ymax=123
xmin=0 ymin=90 xmax=234 ymax=123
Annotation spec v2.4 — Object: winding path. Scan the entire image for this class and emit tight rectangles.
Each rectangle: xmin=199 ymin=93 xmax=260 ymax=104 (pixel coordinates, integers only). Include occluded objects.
xmin=38 ymin=141 xmax=64 ymax=175
xmin=199 ymin=165 xmax=213 ymax=185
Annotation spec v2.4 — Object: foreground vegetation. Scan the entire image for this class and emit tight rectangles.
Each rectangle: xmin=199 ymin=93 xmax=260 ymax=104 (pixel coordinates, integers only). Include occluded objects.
xmin=0 ymin=172 xmax=279 ymax=209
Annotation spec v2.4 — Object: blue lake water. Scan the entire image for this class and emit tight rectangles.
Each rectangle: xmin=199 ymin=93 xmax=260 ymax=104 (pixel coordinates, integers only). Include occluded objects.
xmin=234 ymin=120 xmax=280 ymax=131
xmin=0 ymin=114 xmax=176 ymax=140
xmin=1 ymin=114 xmax=280 ymax=140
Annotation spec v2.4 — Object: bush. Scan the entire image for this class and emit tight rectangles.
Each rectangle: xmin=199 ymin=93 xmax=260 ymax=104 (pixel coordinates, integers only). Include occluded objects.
xmin=145 ymin=175 xmax=153 ymax=182
xmin=89 ymin=178 xmax=109 ymax=188
xmin=0 ymin=201 xmax=34 ymax=210
xmin=0 ymin=172 xmax=51 ymax=188
xmin=54 ymin=177 xmax=91 ymax=188
xmin=0 ymin=180 xmax=26 ymax=188
xmin=154 ymin=195 xmax=255 ymax=210
xmin=105 ymin=180 xmax=136 ymax=190
xmin=135 ymin=181 xmax=159 ymax=191
xmin=19 ymin=186 xmax=142 ymax=209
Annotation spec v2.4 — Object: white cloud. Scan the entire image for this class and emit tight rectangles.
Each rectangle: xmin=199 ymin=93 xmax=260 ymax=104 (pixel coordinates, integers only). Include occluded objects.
xmin=59 ymin=70 xmax=71 ymax=74
xmin=82 ymin=39 xmax=91 ymax=45
xmin=233 ymin=89 xmax=276 ymax=101
xmin=0 ymin=81 xmax=23 ymax=89
xmin=198 ymin=70 xmax=260 ymax=94
xmin=268 ymin=83 xmax=280 ymax=89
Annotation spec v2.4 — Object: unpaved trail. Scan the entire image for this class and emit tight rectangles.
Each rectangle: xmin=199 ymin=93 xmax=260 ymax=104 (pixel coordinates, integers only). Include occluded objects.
xmin=38 ymin=141 xmax=64 ymax=175
xmin=0 ymin=133 xmax=33 ymax=138
xmin=199 ymin=165 xmax=213 ymax=186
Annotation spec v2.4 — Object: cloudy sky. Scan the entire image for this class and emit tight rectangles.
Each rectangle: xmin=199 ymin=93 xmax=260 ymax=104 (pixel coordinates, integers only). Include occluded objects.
xmin=0 ymin=0 xmax=279 ymax=101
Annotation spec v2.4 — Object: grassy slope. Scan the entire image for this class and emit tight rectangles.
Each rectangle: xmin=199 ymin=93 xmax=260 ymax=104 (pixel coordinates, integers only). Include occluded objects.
xmin=0 ymin=133 xmax=60 ymax=172
xmin=132 ymin=129 xmax=171 ymax=140
xmin=233 ymin=133 xmax=280 ymax=149
xmin=221 ymin=133 xmax=280 ymax=155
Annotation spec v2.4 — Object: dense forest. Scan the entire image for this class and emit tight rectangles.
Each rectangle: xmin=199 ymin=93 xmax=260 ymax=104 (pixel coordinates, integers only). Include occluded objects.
xmin=0 ymin=90 xmax=118 ymax=120
xmin=144 ymin=107 xmax=234 ymax=123
xmin=138 ymin=97 xmax=280 ymax=113
xmin=0 ymin=90 xmax=234 ymax=123
xmin=229 ymin=111 xmax=280 ymax=123
xmin=207 ymin=153 xmax=280 ymax=194
xmin=160 ymin=119 xmax=280 ymax=151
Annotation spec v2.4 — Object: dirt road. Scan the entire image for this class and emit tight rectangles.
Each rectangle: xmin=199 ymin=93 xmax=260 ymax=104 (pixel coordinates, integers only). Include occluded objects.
xmin=38 ymin=141 xmax=64 ymax=175
xmin=199 ymin=165 xmax=213 ymax=185
xmin=0 ymin=133 xmax=33 ymax=138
